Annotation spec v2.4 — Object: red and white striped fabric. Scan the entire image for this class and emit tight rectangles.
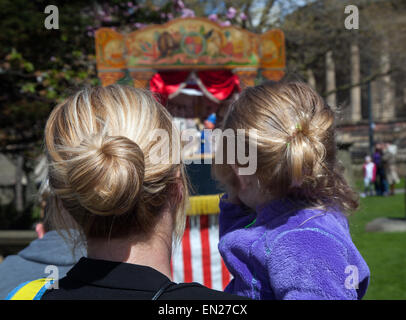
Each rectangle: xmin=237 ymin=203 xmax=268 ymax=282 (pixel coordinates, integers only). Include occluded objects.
xmin=170 ymin=215 xmax=231 ymax=290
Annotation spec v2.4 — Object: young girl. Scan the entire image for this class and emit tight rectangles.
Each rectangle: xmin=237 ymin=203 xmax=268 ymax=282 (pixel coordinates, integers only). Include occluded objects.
xmin=362 ymin=155 xmax=376 ymax=197
xmin=213 ymin=81 xmax=370 ymax=300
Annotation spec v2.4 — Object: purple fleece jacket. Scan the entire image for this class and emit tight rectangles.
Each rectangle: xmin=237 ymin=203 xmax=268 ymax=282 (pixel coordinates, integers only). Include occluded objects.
xmin=218 ymin=195 xmax=370 ymax=300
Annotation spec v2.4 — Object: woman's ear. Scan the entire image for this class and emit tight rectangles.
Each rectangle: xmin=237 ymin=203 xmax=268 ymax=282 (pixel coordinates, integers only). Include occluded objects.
xmin=175 ymin=179 xmax=184 ymax=204
xmin=169 ymin=169 xmax=184 ymax=208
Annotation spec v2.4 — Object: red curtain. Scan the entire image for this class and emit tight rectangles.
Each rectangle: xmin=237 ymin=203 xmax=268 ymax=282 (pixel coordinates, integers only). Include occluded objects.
xmin=149 ymin=70 xmax=240 ymax=103
xmin=196 ymin=70 xmax=240 ymax=101
xmin=149 ymin=71 xmax=190 ymax=101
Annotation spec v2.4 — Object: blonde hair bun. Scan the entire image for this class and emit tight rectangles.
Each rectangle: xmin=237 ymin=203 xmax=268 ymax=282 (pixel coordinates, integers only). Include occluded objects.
xmin=45 ymin=85 xmax=188 ymax=240
xmin=66 ymin=134 xmax=145 ymax=216
xmin=214 ymin=80 xmax=359 ymax=214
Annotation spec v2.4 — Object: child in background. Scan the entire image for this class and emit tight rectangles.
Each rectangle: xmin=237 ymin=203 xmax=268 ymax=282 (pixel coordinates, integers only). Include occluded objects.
xmin=213 ymin=81 xmax=370 ymax=300
xmin=200 ymin=113 xmax=216 ymax=154
xmin=362 ymin=156 xmax=376 ymax=197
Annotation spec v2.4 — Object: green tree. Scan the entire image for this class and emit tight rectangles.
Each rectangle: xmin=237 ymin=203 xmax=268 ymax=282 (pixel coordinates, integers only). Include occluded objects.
xmin=0 ymin=0 xmax=179 ymax=226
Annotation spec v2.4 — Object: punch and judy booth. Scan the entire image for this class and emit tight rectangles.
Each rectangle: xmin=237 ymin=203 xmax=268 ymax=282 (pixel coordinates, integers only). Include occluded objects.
xmin=95 ymin=17 xmax=285 ymax=290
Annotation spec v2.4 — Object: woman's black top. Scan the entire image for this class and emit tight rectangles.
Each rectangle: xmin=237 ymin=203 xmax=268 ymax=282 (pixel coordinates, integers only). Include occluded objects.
xmin=42 ymin=257 xmax=248 ymax=300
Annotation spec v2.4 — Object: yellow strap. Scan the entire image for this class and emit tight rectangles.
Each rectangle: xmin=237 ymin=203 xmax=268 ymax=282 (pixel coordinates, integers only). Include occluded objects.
xmin=187 ymin=194 xmax=222 ymax=216
xmin=9 ymin=278 xmax=53 ymax=300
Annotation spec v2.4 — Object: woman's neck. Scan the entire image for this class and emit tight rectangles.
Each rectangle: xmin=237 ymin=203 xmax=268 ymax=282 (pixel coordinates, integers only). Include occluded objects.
xmin=86 ymin=206 xmax=176 ymax=279
xmin=87 ymin=234 xmax=173 ymax=279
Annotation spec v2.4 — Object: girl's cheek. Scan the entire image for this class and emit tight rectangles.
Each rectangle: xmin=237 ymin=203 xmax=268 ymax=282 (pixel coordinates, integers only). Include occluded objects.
xmin=238 ymin=189 xmax=256 ymax=211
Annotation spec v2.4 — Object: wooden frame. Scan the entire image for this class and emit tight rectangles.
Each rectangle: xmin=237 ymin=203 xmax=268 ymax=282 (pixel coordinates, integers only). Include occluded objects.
xmin=95 ymin=17 xmax=285 ymax=88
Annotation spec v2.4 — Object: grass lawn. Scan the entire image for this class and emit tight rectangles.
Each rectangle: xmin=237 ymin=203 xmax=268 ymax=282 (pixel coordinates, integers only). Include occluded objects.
xmin=354 ymin=177 xmax=405 ymax=193
xmin=348 ymin=193 xmax=406 ymax=300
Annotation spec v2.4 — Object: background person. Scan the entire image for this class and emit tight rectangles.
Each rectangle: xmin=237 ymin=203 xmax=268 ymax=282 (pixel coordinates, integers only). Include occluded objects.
xmin=382 ymin=143 xmax=400 ymax=196
xmin=8 ymin=85 xmax=246 ymax=300
xmin=373 ymin=145 xmax=387 ymax=196
xmin=200 ymin=113 xmax=216 ymax=154
xmin=362 ymin=156 xmax=376 ymax=197
xmin=0 ymin=194 xmax=85 ymax=300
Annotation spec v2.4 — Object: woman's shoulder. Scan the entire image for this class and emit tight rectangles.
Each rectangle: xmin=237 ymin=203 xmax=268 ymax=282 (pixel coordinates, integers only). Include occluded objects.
xmin=41 ymin=278 xmax=249 ymax=300
xmin=161 ymin=282 xmax=250 ymax=300
xmin=41 ymin=258 xmax=249 ymax=300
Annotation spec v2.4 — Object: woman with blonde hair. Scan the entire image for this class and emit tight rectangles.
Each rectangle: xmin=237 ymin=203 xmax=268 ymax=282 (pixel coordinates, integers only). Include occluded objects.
xmin=7 ymin=85 xmax=245 ymax=300
xmin=213 ymin=80 xmax=370 ymax=300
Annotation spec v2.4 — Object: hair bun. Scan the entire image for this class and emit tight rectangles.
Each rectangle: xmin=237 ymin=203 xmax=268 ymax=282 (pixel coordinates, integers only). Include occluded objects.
xmin=286 ymin=121 xmax=326 ymax=187
xmin=66 ymin=135 xmax=145 ymax=216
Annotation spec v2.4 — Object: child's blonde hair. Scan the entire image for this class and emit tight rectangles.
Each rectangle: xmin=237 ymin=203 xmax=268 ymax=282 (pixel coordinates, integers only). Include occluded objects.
xmin=213 ymin=80 xmax=358 ymax=214
xmin=44 ymin=85 xmax=188 ymax=242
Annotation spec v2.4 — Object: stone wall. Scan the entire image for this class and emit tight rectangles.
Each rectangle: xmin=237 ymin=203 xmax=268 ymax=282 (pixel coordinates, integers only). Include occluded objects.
xmin=336 ymin=121 xmax=406 ymax=178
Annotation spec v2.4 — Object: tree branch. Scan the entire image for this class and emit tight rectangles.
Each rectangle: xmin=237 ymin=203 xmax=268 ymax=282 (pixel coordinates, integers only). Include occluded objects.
xmin=244 ymin=0 xmax=255 ymax=30
xmin=256 ymin=0 xmax=276 ymax=32
xmin=323 ymin=67 xmax=397 ymax=97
